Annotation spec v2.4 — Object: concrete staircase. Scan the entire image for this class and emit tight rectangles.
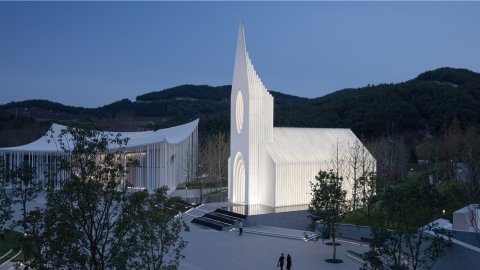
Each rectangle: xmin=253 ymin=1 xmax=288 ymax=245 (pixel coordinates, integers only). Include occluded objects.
xmin=182 ymin=204 xmax=246 ymax=231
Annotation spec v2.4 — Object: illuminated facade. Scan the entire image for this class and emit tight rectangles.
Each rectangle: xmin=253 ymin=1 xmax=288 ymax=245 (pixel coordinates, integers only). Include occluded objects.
xmin=0 ymin=120 xmax=198 ymax=193
xmin=228 ymin=25 xmax=375 ymax=207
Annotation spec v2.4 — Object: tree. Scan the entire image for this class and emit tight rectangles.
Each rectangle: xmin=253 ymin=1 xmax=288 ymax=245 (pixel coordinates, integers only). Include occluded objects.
xmin=344 ymin=140 xmax=376 ymax=211
xmin=10 ymin=162 xmax=42 ymax=231
xmin=441 ymin=117 xmax=462 ymax=164
xmin=367 ymin=135 xmax=409 ymax=189
xmin=344 ymin=141 xmax=362 ymax=210
xmin=115 ymin=187 xmax=188 ymax=269
xmin=462 ymin=126 xmax=480 ymax=203
xmin=364 ymin=184 xmax=450 ymax=270
xmin=34 ymin=125 xmax=134 ymax=269
xmin=22 ymin=208 xmax=45 ymax=263
xmin=440 ymin=117 xmax=463 ymax=189
xmin=0 ymin=157 xmax=13 ymax=232
xmin=462 ymin=126 xmax=480 ymax=243
xmin=199 ymin=132 xmax=229 ymax=189
xmin=440 ymin=122 xmax=480 ymax=242
xmin=308 ymin=170 xmax=348 ymax=263
xmin=27 ymin=124 xmax=188 ymax=270
xmin=357 ymin=171 xmax=378 ymax=220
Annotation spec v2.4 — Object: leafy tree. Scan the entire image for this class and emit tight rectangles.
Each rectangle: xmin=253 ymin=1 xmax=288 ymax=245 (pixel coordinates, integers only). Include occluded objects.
xmin=0 ymin=157 xmax=13 ymax=232
xmin=308 ymin=170 xmax=348 ymax=263
xmin=28 ymin=124 xmax=189 ymax=270
xmin=115 ymin=187 xmax=188 ymax=270
xmin=22 ymin=208 xmax=45 ymax=263
xmin=33 ymin=125 xmax=134 ymax=269
xmin=10 ymin=162 xmax=42 ymax=231
xmin=357 ymin=171 xmax=378 ymax=219
xmin=364 ymin=185 xmax=450 ymax=270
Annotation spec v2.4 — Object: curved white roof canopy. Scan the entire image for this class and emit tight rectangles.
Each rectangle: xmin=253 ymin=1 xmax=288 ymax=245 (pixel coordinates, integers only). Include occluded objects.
xmin=0 ymin=119 xmax=199 ymax=153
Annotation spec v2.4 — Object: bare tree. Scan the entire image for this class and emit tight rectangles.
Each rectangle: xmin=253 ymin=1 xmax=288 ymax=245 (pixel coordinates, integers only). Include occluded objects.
xmin=344 ymin=140 xmax=363 ymax=210
xmin=462 ymin=126 xmax=480 ymax=242
xmin=416 ymin=136 xmax=443 ymax=185
xmin=336 ymin=139 xmax=377 ymax=211
xmin=199 ymin=132 xmax=229 ymax=189
xmin=462 ymin=126 xmax=480 ymax=203
xmin=367 ymin=135 xmax=409 ymax=189
xmin=329 ymin=140 xmax=346 ymax=180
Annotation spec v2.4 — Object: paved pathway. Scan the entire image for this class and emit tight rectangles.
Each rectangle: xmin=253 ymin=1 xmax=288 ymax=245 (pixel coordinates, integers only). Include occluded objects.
xmin=0 ymin=261 xmax=16 ymax=270
xmin=0 ymin=250 xmax=23 ymax=270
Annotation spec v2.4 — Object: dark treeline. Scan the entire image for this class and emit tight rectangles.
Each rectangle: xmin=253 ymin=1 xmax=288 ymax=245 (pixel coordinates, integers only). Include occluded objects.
xmin=275 ymin=67 xmax=480 ymax=138
xmin=1 ymin=67 xmax=480 ymax=148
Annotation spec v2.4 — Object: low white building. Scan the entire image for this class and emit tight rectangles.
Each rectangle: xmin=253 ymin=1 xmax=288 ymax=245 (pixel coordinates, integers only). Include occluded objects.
xmin=453 ymin=204 xmax=480 ymax=231
xmin=0 ymin=119 xmax=198 ymax=193
xmin=228 ymin=24 xmax=376 ymax=208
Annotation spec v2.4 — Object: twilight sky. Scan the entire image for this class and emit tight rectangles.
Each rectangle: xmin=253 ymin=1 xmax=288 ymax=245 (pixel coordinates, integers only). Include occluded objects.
xmin=1 ymin=1 xmax=479 ymax=108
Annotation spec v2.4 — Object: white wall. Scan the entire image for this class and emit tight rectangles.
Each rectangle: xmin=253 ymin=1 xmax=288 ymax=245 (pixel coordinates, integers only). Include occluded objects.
xmin=258 ymin=144 xmax=275 ymax=206
xmin=274 ymin=162 xmax=329 ymax=207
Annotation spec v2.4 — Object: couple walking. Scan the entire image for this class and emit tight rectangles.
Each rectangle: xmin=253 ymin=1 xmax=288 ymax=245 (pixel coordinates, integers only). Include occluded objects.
xmin=277 ymin=253 xmax=292 ymax=270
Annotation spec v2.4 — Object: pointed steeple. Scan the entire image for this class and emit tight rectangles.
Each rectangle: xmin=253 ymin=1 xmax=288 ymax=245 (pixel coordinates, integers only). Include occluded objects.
xmin=233 ymin=23 xmax=247 ymax=80
xmin=229 ymin=22 xmax=274 ymax=205
xmin=237 ymin=23 xmax=246 ymax=55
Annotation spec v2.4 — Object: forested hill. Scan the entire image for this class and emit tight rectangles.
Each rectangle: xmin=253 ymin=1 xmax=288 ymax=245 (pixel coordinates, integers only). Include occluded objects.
xmin=0 ymin=84 xmax=307 ymax=146
xmin=275 ymin=67 xmax=480 ymax=137
xmin=1 ymin=67 xmax=480 ymax=147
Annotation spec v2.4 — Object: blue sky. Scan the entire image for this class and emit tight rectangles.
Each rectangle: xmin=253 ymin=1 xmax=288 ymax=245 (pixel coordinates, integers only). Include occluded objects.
xmin=1 ymin=1 xmax=479 ymax=108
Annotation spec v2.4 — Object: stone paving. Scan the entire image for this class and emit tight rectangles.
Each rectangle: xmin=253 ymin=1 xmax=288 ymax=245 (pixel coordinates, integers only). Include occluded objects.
xmin=180 ymin=224 xmax=368 ymax=270
xmin=1 ymin=193 xmax=369 ymax=270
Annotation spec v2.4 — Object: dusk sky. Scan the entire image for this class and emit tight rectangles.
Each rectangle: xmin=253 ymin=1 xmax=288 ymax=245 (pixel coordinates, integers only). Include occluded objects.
xmin=1 ymin=1 xmax=479 ymax=108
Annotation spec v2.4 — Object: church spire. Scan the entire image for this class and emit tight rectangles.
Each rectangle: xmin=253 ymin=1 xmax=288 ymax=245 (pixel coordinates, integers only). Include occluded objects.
xmin=233 ymin=22 xmax=247 ymax=81
xmin=236 ymin=22 xmax=246 ymax=56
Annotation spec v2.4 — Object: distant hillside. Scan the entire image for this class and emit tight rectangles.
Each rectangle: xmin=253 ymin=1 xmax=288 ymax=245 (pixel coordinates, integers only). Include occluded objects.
xmin=137 ymin=85 xmax=231 ymax=102
xmin=1 ymin=67 xmax=480 ymax=147
xmin=275 ymin=67 xmax=480 ymax=137
xmin=0 ymin=84 xmax=307 ymax=146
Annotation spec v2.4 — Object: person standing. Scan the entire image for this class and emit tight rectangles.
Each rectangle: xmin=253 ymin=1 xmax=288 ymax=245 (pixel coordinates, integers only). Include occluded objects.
xmin=277 ymin=253 xmax=285 ymax=270
xmin=239 ymin=221 xmax=243 ymax=236
xmin=286 ymin=254 xmax=292 ymax=270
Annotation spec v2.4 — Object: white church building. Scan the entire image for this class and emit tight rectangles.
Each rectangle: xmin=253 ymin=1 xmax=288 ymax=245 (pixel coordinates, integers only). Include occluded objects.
xmin=228 ymin=25 xmax=376 ymax=208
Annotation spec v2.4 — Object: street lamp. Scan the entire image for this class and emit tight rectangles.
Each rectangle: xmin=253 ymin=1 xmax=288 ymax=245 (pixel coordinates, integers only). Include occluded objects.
xmin=184 ymin=172 xmax=208 ymax=204
xmin=23 ymin=232 xmax=28 ymax=262
xmin=198 ymin=174 xmax=208 ymax=204
xmin=185 ymin=174 xmax=188 ymax=201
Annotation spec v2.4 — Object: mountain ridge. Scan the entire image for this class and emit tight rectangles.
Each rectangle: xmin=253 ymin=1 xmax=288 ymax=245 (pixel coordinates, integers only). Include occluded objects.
xmin=1 ymin=67 xmax=480 ymax=147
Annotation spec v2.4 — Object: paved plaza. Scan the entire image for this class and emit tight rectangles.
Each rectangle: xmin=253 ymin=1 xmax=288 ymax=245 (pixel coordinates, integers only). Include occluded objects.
xmin=1 ymin=192 xmax=369 ymax=270
xmin=180 ymin=224 xmax=368 ymax=270
xmin=1 ymin=222 xmax=368 ymax=270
